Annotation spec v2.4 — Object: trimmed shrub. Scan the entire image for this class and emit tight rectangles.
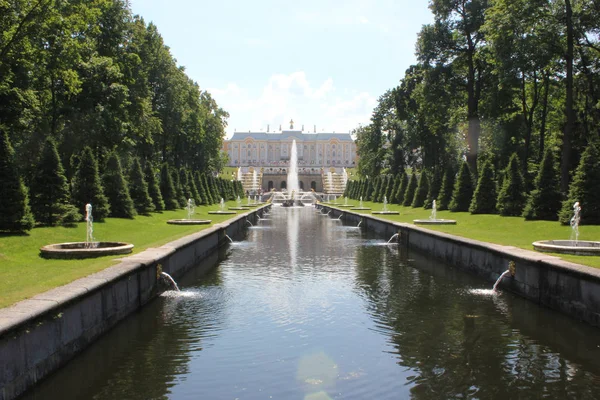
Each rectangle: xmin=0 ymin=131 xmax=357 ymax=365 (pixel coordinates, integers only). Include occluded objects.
xmin=469 ymin=160 xmax=497 ymax=214
xmin=371 ymin=176 xmax=382 ymax=202
xmin=412 ymin=172 xmax=429 ymax=208
xmin=128 ymin=158 xmax=155 ymax=215
xmin=523 ymin=147 xmax=561 ymax=220
xmin=424 ymin=168 xmax=441 ymax=209
xmin=71 ymin=147 xmax=110 ymax=221
xmin=437 ymin=165 xmax=455 ymax=211
xmin=384 ymin=175 xmax=394 ymax=202
xmin=496 ymin=153 xmax=526 ymax=216
xmin=394 ymin=172 xmax=409 ymax=205
xmin=364 ymin=178 xmax=374 ymax=201
xmin=172 ymin=168 xmax=187 ymax=208
xmin=402 ymin=170 xmax=418 ymax=206
xmin=160 ymin=163 xmax=179 ymax=210
xmin=145 ymin=163 xmax=165 ymax=211
xmin=187 ymin=170 xmax=202 ymax=206
xmin=179 ymin=168 xmax=192 ymax=201
xmin=559 ymin=143 xmax=600 ymax=225
xmin=0 ymin=130 xmax=35 ymax=231
xmin=388 ymin=174 xmax=401 ymax=204
xmin=30 ymin=137 xmax=81 ymax=225
xmin=449 ymin=161 xmax=474 ymax=212
xmin=103 ymin=152 xmax=136 ymax=218
xmin=203 ymin=174 xmax=215 ymax=204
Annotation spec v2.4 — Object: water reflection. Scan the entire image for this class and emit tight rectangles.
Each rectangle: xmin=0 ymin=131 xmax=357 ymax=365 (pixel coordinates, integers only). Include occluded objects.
xmin=22 ymin=207 xmax=600 ymax=400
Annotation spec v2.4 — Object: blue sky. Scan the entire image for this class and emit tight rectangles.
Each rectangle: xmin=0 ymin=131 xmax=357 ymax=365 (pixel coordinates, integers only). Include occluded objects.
xmin=130 ymin=0 xmax=433 ymax=138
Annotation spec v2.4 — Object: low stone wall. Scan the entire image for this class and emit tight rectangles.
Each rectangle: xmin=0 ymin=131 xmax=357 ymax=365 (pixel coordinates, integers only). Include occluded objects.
xmin=0 ymin=205 xmax=270 ymax=400
xmin=320 ymin=205 xmax=600 ymax=328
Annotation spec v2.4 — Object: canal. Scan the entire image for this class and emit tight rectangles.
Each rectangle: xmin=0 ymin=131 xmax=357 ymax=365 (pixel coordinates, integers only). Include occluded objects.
xmin=23 ymin=206 xmax=600 ymax=399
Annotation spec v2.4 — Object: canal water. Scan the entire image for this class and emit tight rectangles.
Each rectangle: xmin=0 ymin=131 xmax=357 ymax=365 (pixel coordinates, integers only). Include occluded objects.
xmin=23 ymin=207 xmax=600 ymax=399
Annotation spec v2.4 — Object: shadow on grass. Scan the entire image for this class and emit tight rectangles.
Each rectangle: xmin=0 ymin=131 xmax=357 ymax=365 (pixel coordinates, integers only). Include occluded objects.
xmin=0 ymin=231 xmax=30 ymax=238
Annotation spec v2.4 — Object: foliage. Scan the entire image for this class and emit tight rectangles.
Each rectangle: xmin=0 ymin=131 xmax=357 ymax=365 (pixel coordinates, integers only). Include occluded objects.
xmin=0 ymin=131 xmax=35 ymax=231
xmin=388 ymin=174 xmax=401 ymax=204
xmin=497 ymin=153 xmax=527 ymax=216
xmin=437 ymin=165 xmax=455 ymax=211
xmin=402 ymin=170 xmax=418 ymax=207
xmin=102 ymin=152 xmax=136 ymax=218
xmin=394 ymin=172 xmax=409 ymax=205
xmin=160 ymin=163 xmax=179 ymax=210
xmin=523 ymin=147 xmax=561 ymax=221
xmin=469 ymin=160 xmax=497 ymax=214
xmin=171 ymin=168 xmax=187 ymax=208
xmin=449 ymin=162 xmax=474 ymax=212
xmin=128 ymin=158 xmax=155 ymax=215
xmin=424 ymin=168 xmax=441 ymax=210
xmin=145 ymin=163 xmax=165 ymax=211
xmin=411 ymin=172 xmax=429 ymax=208
xmin=71 ymin=147 xmax=110 ymax=221
xmin=559 ymin=143 xmax=600 ymax=225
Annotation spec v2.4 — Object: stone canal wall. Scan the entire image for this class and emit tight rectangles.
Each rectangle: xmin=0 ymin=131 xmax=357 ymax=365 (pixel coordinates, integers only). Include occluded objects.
xmin=319 ymin=205 xmax=600 ymax=328
xmin=0 ymin=205 xmax=270 ymax=400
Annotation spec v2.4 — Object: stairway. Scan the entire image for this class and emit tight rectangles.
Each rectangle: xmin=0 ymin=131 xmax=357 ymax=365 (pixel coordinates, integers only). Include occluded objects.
xmin=240 ymin=169 xmax=262 ymax=194
xmin=322 ymin=172 xmax=346 ymax=195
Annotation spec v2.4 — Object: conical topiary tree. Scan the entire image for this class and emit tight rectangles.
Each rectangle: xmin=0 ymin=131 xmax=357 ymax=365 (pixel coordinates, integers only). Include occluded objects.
xmin=179 ymin=168 xmax=192 ymax=201
xmin=160 ymin=163 xmax=179 ymax=210
xmin=195 ymin=172 xmax=208 ymax=205
xmin=364 ymin=179 xmax=374 ymax=201
xmin=559 ymin=143 xmax=600 ymax=225
xmin=209 ymin=175 xmax=220 ymax=202
xmin=203 ymin=174 xmax=215 ymax=204
xmin=71 ymin=147 xmax=110 ymax=221
xmin=437 ymin=165 xmax=455 ymax=211
xmin=145 ymin=163 xmax=165 ymax=211
xmin=402 ymin=170 xmax=418 ymax=207
xmin=394 ymin=172 xmax=409 ymax=205
xmin=523 ymin=147 xmax=561 ymax=221
xmin=103 ymin=151 xmax=136 ymax=218
xmin=412 ymin=172 xmax=429 ymax=207
xmin=384 ymin=175 xmax=394 ymax=202
xmin=469 ymin=160 xmax=497 ymax=214
xmin=424 ymin=168 xmax=441 ymax=209
xmin=449 ymin=161 xmax=474 ymax=212
xmin=128 ymin=157 xmax=155 ymax=215
xmin=172 ymin=168 xmax=187 ymax=208
xmin=0 ymin=130 xmax=35 ymax=231
xmin=187 ymin=170 xmax=202 ymax=206
xmin=30 ymin=137 xmax=81 ymax=225
xmin=388 ymin=174 xmax=401 ymax=204
xmin=371 ymin=176 xmax=382 ymax=202
xmin=496 ymin=153 xmax=526 ymax=216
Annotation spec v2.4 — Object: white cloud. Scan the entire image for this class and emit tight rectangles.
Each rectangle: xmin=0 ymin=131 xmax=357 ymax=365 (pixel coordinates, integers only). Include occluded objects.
xmin=207 ymin=72 xmax=375 ymax=138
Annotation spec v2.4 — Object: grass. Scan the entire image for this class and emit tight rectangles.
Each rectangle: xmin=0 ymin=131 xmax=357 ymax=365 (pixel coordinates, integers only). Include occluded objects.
xmin=0 ymin=201 xmax=244 ymax=308
xmin=328 ymin=199 xmax=600 ymax=269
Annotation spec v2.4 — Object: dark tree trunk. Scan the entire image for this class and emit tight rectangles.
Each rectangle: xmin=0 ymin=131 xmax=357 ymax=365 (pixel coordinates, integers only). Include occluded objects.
xmin=539 ymin=71 xmax=550 ymax=161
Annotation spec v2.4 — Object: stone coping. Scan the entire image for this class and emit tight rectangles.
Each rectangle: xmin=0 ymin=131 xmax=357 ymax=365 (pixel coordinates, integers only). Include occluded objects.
xmin=0 ymin=205 xmax=270 ymax=339
xmin=320 ymin=204 xmax=600 ymax=281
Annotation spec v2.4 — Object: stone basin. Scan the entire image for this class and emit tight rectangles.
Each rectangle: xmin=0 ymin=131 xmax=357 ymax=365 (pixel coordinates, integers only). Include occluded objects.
xmin=532 ymin=240 xmax=600 ymax=256
xmin=167 ymin=219 xmax=212 ymax=225
xmin=413 ymin=219 xmax=457 ymax=225
xmin=40 ymin=242 xmax=134 ymax=259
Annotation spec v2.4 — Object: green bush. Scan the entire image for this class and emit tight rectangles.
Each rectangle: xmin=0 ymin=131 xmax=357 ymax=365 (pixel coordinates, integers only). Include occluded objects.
xmin=388 ymin=174 xmax=401 ymax=204
xmin=496 ymin=153 xmax=526 ymax=216
xmin=203 ymin=174 xmax=216 ymax=204
xmin=437 ymin=165 xmax=455 ymax=211
xmin=71 ymin=147 xmax=110 ymax=221
xmin=523 ymin=147 xmax=561 ymax=221
xmin=160 ymin=164 xmax=179 ymax=210
xmin=0 ymin=130 xmax=35 ymax=231
xmin=371 ymin=176 xmax=382 ymax=202
xmin=469 ymin=160 xmax=497 ymax=214
xmin=172 ymin=168 xmax=187 ymax=208
xmin=412 ymin=172 xmax=429 ymax=208
xmin=145 ymin=163 xmax=165 ymax=211
xmin=394 ymin=172 xmax=408 ymax=205
xmin=449 ymin=161 xmax=474 ymax=212
xmin=402 ymin=170 xmax=418 ymax=207
xmin=30 ymin=137 xmax=81 ymax=225
xmin=128 ymin=158 xmax=155 ymax=215
xmin=383 ymin=175 xmax=394 ymax=202
xmin=102 ymin=152 xmax=136 ymax=218
xmin=559 ymin=143 xmax=600 ymax=225
xmin=424 ymin=168 xmax=441 ymax=209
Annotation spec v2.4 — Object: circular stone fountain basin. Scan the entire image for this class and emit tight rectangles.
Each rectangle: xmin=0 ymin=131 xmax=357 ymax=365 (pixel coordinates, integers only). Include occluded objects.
xmin=351 ymin=207 xmax=372 ymax=211
xmin=532 ymin=240 xmax=600 ymax=256
xmin=228 ymin=207 xmax=250 ymax=210
xmin=167 ymin=219 xmax=212 ymax=225
xmin=208 ymin=210 xmax=237 ymax=215
xmin=413 ymin=219 xmax=456 ymax=225
xmin=40 ymin=242 xmax=134 ymax=259
xmin=372 ymin=211 xmax=400 ymax=215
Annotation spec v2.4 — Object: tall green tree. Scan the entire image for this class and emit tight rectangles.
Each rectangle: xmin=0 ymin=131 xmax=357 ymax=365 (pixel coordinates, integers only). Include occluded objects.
xmin=128 ymin=157 xmax=155 ymax=215
xmin=497 ymin=153 xmax=527 ymax=216
xmin=71 ymin=147 xmax=110 ymax=221
xmin=437 ymin=165 xmax=455 ymax=211
xmin=145 ymin=163 xmax=165 ymax=211
xmin=469 ymin=160 xmax=497 ymax=214
xmin=394 ymin=172 xmax=409 ymax=205
xmin=412 ymin=172 xmax=429 ymax=208
xmin=103 ymin=151 xmax=136 ymax=218
xmin=449 ymin=161 xmax=474 ymax=212
xmin=403 ymin=170 xmax=418 ymax=207
xmin=160 ymin=163 xmax=178 ymax=210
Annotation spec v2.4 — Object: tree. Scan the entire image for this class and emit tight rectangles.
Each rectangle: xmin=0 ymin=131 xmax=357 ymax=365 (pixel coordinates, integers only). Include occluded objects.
xmin=195 ymin=172 xmax=208 ymax=205
xmin=71 ymin=147 xmax=110 ymax=221
xmin=145 ymin=163 xmax=165 ymax=211
xmin=496 ymin=153 xmax=526 ymax=216
xmin=371 ymin=176 xmax=383 ymax=203
xmin=437 ymin=165 xmax=455 ymax=211
xmin=202 ymin=174 xmax=215 ymax=204
xmin=187 ymin=170 xmax=202 ymax=206
xmin=0 ymin=130 xmax=34 ymax=231
xmin=412 ymin=172 xmax=429 ymax=207
xmin=424 ymin=168 xmax=441 ymax=209
xmin=449 ymin=162 xmax=474 ymax=212
xmin=159 ymin=163 xmax=178 ymax=210
xmin=389 ymin=174 xmax=401 ymax=204
xmin=394 ymin=172 xmax=409 ymax=205
xmin=30 ymin=137 xmax=81 ymax=225
xmin=559 ymin=143 xmax=600 ymax=225
xmin=171 ymin=167 xmax=187 ymax=208
xmin=469 ymin=160 xmax=497 ymax=214
xmin=523 ymin=147 xmax=561 ymax=221
xmin=103 ymin=151 xmax=136 ymax=218
xmin=403 ymin=170 xmax=418 ymax=207
xmin=129 ymin=158 xmax=155 ymax=215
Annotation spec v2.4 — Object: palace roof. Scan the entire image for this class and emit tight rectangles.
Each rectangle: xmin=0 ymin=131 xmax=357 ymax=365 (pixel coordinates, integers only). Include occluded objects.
xmin=228 ymin=130 xmax=353 ymax=142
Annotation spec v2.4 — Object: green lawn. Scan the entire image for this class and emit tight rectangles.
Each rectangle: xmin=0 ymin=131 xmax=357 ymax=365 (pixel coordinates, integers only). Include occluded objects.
xmin=0 ymin=202 xmax=244 ymax=308
xmin=328 ymin=199 xmax=600 ymax=269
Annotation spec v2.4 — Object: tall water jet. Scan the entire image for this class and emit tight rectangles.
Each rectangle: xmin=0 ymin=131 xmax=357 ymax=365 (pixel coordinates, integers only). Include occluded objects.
xmin=413 ymin=199 xmax=456 ymax=225
xmin=493 ymin=270 xmax=511 ymax=291
xmin=161 ymin=272 xmax=180 ymax=291
xmin=186 ymin=199 xmax=195 ymax=220
xmin=372 ymin=195 xmax=399 ymax=215
xmin=237 ymin=167 xmax=243 ymax=181
xmin=431 ymin=200 xmax=437 ymax=221
xmin=570 ymin=201 xmax=581 ymax=243
xmin=287 ymin=139 xmax=300 ymax=194
xmin=85 ymin=203 xmax=94 ymax=248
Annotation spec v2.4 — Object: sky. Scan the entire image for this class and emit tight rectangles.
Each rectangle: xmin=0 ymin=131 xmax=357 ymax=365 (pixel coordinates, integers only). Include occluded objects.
xmin=129 ymin=0 xmax=433 ymax=138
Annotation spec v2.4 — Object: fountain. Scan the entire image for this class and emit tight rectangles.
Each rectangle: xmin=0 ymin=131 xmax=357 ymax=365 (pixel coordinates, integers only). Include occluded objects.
xmin=160 ymin=272 xmax=180 ymax=291
xmin=224 ymin=234 xmax=234 ymax=243
xmin=245 ymin=218 xmax=254 ymax=226
xmin=413 ymin=199 xmax=457 ymax=225
xmin=237 ymin=167 xmax=243 ymax=181
xmin=208 ymin=198 xmax=237 ymax=215
xmin=533 ymin=201 xmax=600 ymax=255
xmin=387 ymin=233 xmax=399 ymax=244
xmin=492 ymin=270 xmax=511 ymax=292
xmin=167 ymin=199 xmax=212 ymax=225
xmin=339 ymin=196 xmax=354 ymax=208
xmin=351 ymin=196 xmax=371 ymax=211
xmin=229 ymin=195 xmax=249 ymax=211
xmin=372 ymin=196 xmax=399 ymax=215
xmin=40 ymin=204 xmax=134 ymax=259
